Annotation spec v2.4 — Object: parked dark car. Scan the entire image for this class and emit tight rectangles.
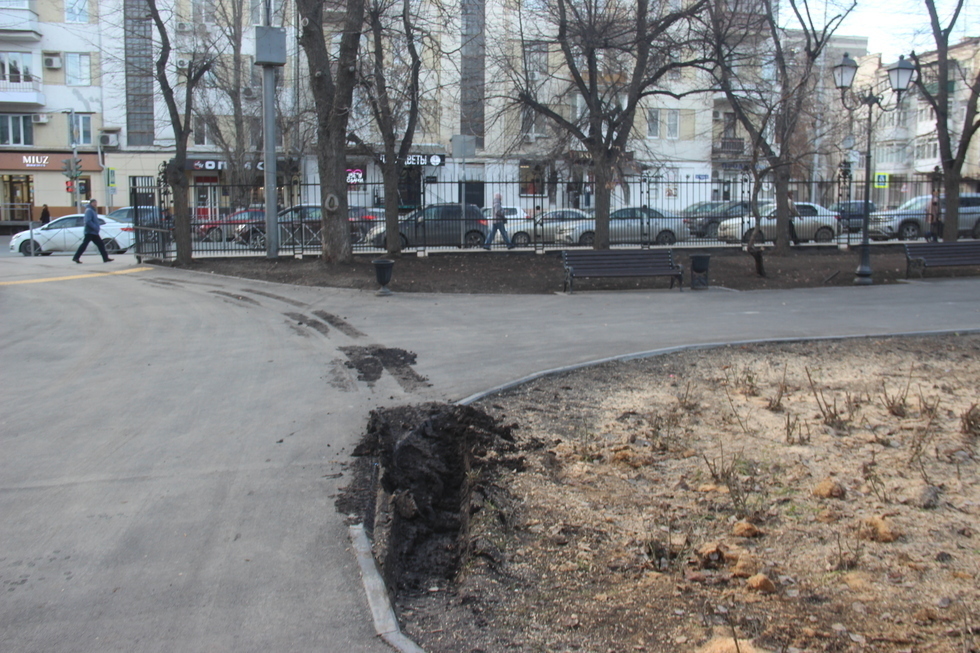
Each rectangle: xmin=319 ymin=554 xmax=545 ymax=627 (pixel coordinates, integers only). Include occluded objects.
xmin=234 ymin=205 xmax=378 ymax=249
xmin=363 ymin=204 xmax=488 ymax=248
xmin=831 ymin=200 xmax=878 ymax=233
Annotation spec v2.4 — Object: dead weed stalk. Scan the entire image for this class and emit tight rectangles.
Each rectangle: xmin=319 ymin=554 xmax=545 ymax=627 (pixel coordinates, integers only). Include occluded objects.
xmin=702 ymin=447 xmax=752 ymax=517
xmin=767 ymin=365 xmax=788 ymax=412
xmin=784 ymin=412 xmax=811 ymax=445
xmin=805 ymin=367 xmax=849 ymax=432
xmin=881 ymin=365 xmax=915 ymax=417
xmin=962 ymin=403 xmax=980 ymax=439
xmin=861 ymin=450 xmax=888 ymax=503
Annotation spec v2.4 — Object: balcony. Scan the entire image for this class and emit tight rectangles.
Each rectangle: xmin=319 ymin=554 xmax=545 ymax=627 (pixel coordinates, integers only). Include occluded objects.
xmin=0 ymin=75 xmax=45 ymax=105
xmin=0 ymin=2 xmax=41 ymax=41
xmin=712 ymin=137 xmax=745 ymax=159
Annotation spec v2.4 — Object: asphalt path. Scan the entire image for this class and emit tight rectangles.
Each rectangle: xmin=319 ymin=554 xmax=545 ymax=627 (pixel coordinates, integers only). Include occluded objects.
xmin=1 ymin=252 xmax=979 ymax=652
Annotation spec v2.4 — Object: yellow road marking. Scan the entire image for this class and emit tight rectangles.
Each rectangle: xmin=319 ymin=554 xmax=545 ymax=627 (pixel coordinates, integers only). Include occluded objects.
xmin=0 ymin=267 xmax=153 ymax=286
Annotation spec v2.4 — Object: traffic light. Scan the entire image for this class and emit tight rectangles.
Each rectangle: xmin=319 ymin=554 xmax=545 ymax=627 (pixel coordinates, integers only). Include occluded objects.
xmin=62 ymin=159 xmax=73 ymax=178
xmin=65 ymin=180 xmax=74 ymax=193
xmin=61 ymin=158 xmax=83 ymax=179
xmin=74 ymin=157 xmax=83 ymax=176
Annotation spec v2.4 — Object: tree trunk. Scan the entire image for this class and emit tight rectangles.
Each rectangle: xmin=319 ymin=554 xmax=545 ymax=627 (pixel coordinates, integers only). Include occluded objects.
xmin=772 ymin=168 xmax=792 ymax=255
xmin=318 ymin=131 xmax=352 ymax=263
xmin=383 ymin=163 xmax=403 ymax=256
xmin=165 ymin=159 xmax=192 ymax=266
xmin=943 ymin=174 xmax=960 ymax=242
xmin=592 ymin=161 xmax=612 ymax=250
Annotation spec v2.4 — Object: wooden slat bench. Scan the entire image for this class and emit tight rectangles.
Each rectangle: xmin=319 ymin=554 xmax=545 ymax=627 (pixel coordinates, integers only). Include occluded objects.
xmin=562 ymin=249 xmax=684 ymax=293
xmin=904 ymin=242 xmax=980 ymax=278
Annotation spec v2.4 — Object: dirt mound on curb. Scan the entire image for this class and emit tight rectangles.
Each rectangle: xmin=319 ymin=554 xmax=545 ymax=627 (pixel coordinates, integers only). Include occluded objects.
xmin=338 ymin=403 xmax=531 ymax=593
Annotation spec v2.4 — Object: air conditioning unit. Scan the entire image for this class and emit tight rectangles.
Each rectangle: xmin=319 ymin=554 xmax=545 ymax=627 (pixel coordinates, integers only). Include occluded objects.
xmin=241 ymin=87 xmax=257 ymax=99
xmin=32 ymin=113 xmax=49 ymax=124
xmin=712 ymin=110 xmax=722 ymax=121
xmin=176 ymin=21 xmax=193 ymax=32
xmin=176 ymin=57 xmax=190 ymax=70
xmin=99 ymin=133 xmax=120 ymax=147
xmin=43 ymin=55 xmax=62 ymax=69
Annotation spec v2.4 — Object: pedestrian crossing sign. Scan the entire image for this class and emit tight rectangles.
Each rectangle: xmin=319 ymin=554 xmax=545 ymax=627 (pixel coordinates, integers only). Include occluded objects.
xmin=874 ymin=173 xmax=889 ymax=188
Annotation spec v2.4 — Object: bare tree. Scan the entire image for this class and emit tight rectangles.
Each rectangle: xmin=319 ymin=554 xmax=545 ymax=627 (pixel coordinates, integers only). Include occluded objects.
xmin=145 ymin=0 xmax=214 ymax=266
xmin=348 ymin=0 xmax=427 ymax=256
xmin=706 ymin=0 xmax=852 ymax=254
xmin=910 ymin=0 xmax=980 ymax=241
xmin=503 ymin=0 xmax=710 ymax=249
xmin=296 ymin=0 xmax=367 ymax=263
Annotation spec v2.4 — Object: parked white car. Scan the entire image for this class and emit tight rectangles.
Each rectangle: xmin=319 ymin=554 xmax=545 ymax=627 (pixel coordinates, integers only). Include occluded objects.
xmin=9 ymin=214 xmax=133 ymax=256
xmin=716 ymin=202 xmax=840 ymax=244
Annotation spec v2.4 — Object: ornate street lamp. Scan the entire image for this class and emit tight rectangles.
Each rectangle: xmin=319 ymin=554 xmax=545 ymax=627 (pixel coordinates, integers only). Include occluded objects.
xmin=833 ymin=53 xmax=914 ymax=285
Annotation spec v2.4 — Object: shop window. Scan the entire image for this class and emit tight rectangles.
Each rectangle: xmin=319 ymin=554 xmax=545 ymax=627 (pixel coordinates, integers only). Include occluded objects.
xmin=519 ymin=162 xmax=545 ymax=196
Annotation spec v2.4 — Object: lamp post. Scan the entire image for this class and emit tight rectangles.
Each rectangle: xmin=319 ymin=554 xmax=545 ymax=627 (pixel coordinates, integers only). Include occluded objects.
xmin=832 ymin=53 xmax=914 ymax=285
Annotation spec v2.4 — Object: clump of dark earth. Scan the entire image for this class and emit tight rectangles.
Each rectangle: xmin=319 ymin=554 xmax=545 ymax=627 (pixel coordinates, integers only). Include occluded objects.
xmin=337 ymin=402 xmax=530 ymax=593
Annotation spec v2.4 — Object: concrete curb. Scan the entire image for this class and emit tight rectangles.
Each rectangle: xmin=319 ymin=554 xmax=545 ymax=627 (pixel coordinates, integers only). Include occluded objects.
xmin=349 ymin=524 xmax=427 ymax=653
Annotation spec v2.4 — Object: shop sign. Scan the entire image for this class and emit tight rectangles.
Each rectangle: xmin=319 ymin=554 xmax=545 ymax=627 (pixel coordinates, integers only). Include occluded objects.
xmin=378 ymin=153 xmax=445 ymax=166
xmin=346 ymin=169 xmax=364 ymax=185
xmin=23 ymin=155 xmax=50 ymax=168
xmin=187 ymin=159 xmax=284 ymax=171
xmin=0 ymin=152 xmax=99 ymax=171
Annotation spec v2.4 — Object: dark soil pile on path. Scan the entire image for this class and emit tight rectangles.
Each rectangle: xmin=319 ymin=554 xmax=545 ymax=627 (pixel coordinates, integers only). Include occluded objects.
xmin=172 ymin=245 xmax=980 ymax=293
xmin=340 ymin=403 xmax=527 ymax=594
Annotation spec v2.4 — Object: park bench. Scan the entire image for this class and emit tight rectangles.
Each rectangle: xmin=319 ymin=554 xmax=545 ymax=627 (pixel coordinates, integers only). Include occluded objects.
xmin=562 ymin=249 xmax=684 ymax=293
xmin=904 ymin=241 xmax=980 ymax=278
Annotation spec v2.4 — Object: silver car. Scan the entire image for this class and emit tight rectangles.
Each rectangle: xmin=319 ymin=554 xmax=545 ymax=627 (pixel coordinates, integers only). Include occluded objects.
xmin=868 ymin=193 xmax=980 ymax=240
xmin=717 ymin=202 xmax=840 ymax=243
xmin=505 ymin=208 xmax=593 ymax=246
xmin=556 ymin=207 xmax=689 ymax=247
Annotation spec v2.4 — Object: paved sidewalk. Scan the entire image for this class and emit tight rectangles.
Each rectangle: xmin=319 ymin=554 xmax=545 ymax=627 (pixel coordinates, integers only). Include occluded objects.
xmin=1 ymin=255 xmax=978 ymax=652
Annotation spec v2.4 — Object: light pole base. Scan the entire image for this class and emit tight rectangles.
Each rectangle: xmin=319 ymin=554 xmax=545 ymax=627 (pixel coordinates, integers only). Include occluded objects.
xmin=853 ymin=265 xmax=873 ymax=285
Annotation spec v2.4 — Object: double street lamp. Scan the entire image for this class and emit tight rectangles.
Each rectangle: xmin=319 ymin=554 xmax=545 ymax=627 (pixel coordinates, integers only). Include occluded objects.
xmin=832 ymin=53 xmax=915 ymax=285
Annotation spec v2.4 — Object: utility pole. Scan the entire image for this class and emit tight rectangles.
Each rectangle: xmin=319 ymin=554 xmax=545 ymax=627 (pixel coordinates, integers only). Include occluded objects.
xmin=255 ymin=3 xmax=287 ymax=258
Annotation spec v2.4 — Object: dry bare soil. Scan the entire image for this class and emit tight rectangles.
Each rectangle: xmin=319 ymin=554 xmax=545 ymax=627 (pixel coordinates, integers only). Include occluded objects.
xmin=390 ymin=335 xmax=980 ymax=653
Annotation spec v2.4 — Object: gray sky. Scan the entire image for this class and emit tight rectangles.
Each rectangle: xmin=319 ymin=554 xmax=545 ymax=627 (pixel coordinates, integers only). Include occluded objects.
xmin=834 ymin=0 xmax=978 ymax=60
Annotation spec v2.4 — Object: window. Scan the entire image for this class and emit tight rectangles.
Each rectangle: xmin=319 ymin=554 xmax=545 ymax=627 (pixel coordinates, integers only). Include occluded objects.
xmin=666 ymin=109 xmax=679 ymax=138
xmin=193 ymin=0 xmax=216 ymax=24
xmin=647 ymin=108 xmax=660 ymax=138
xmin=0 ymin=114 xmax=34 ymax=145
xmin=65 ymin=53 xmax=91 ymax=86
xmin=66 ymin=0 xmax=88 ymax=22
xmin=71 ymin=114 xmax=92 ymax=145
xmin=521 ymin=106 xmax=547 ymax=137
xmin=0 ymin=52 xmax=31 ymax=82
xmin=193 ymin=116 xmax=212 ymax=145
xmin=250 ymin=0 xmax=262 ymax=24
xmin=524 ymin=41 xmax=548 ymax=82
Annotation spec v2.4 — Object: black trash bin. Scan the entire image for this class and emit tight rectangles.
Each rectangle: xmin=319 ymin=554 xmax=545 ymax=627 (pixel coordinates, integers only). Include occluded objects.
xmin=372 ymin=259 xmax=394 ymax=296
xmin=690 ymin=254 xmax=710 ymax=289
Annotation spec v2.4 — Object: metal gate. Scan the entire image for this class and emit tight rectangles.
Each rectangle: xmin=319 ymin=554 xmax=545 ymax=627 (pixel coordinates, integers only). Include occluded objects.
xmin=129 ymin=171 xmax=174 ymax=263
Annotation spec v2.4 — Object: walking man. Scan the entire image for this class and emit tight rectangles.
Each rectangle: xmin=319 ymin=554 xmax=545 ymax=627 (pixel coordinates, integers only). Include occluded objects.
xmin=483 ymin=193 xmax=514 ymax=250
xmin=72 ymin=198 xmax=113 ymax=263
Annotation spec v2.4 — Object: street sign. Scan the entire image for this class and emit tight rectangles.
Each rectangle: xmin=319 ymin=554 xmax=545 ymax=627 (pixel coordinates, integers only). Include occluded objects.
xmin=874 ymin=173 xmax=889 ymax=189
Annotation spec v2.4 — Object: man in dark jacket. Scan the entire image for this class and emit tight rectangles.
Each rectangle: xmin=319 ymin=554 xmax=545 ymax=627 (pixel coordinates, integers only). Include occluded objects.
xmin=72 ymin=198 xmax=113 ymax=263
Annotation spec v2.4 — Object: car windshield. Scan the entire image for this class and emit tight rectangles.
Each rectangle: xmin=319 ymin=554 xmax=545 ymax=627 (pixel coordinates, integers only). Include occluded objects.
xmin=681 ymin=201 xmax=723 ymax=216
xmin=896 ymin=197 xmax=930 ymax=211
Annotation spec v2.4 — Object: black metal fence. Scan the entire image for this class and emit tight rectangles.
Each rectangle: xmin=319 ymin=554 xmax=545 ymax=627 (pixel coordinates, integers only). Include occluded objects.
xmin=128 ymin=173 xmax=980 ymax=261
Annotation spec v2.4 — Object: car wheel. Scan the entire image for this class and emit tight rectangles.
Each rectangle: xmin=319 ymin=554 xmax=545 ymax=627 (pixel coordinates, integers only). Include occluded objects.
xmin=464 ymin=231 xmax=485 ymax=247
xmin=203 ymin=227 xmax=223 ymax=243
xmin=19 ymin=240 xmax=41 ymax=256
xmin=512 ymin=232 xmax=531 ymax=247
xmin=655 ymin=230 xmax=676 ymax=245
xmin=102 ymin=238 xmax=120 ymax=253
xmin=248 ymin=231 xmax=266 ymax=250
xmin=898 ymin=222 xmax=921 ymax=240
xmin=742 ymin=228 xmax=758 ymax=243
xmin=813 ymin=227 xmax=834 ymax=243
xmin=705 ymin=221 xmax=719 ymax=239
xmin=579 ymin=232 xmax=595 ymax=247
